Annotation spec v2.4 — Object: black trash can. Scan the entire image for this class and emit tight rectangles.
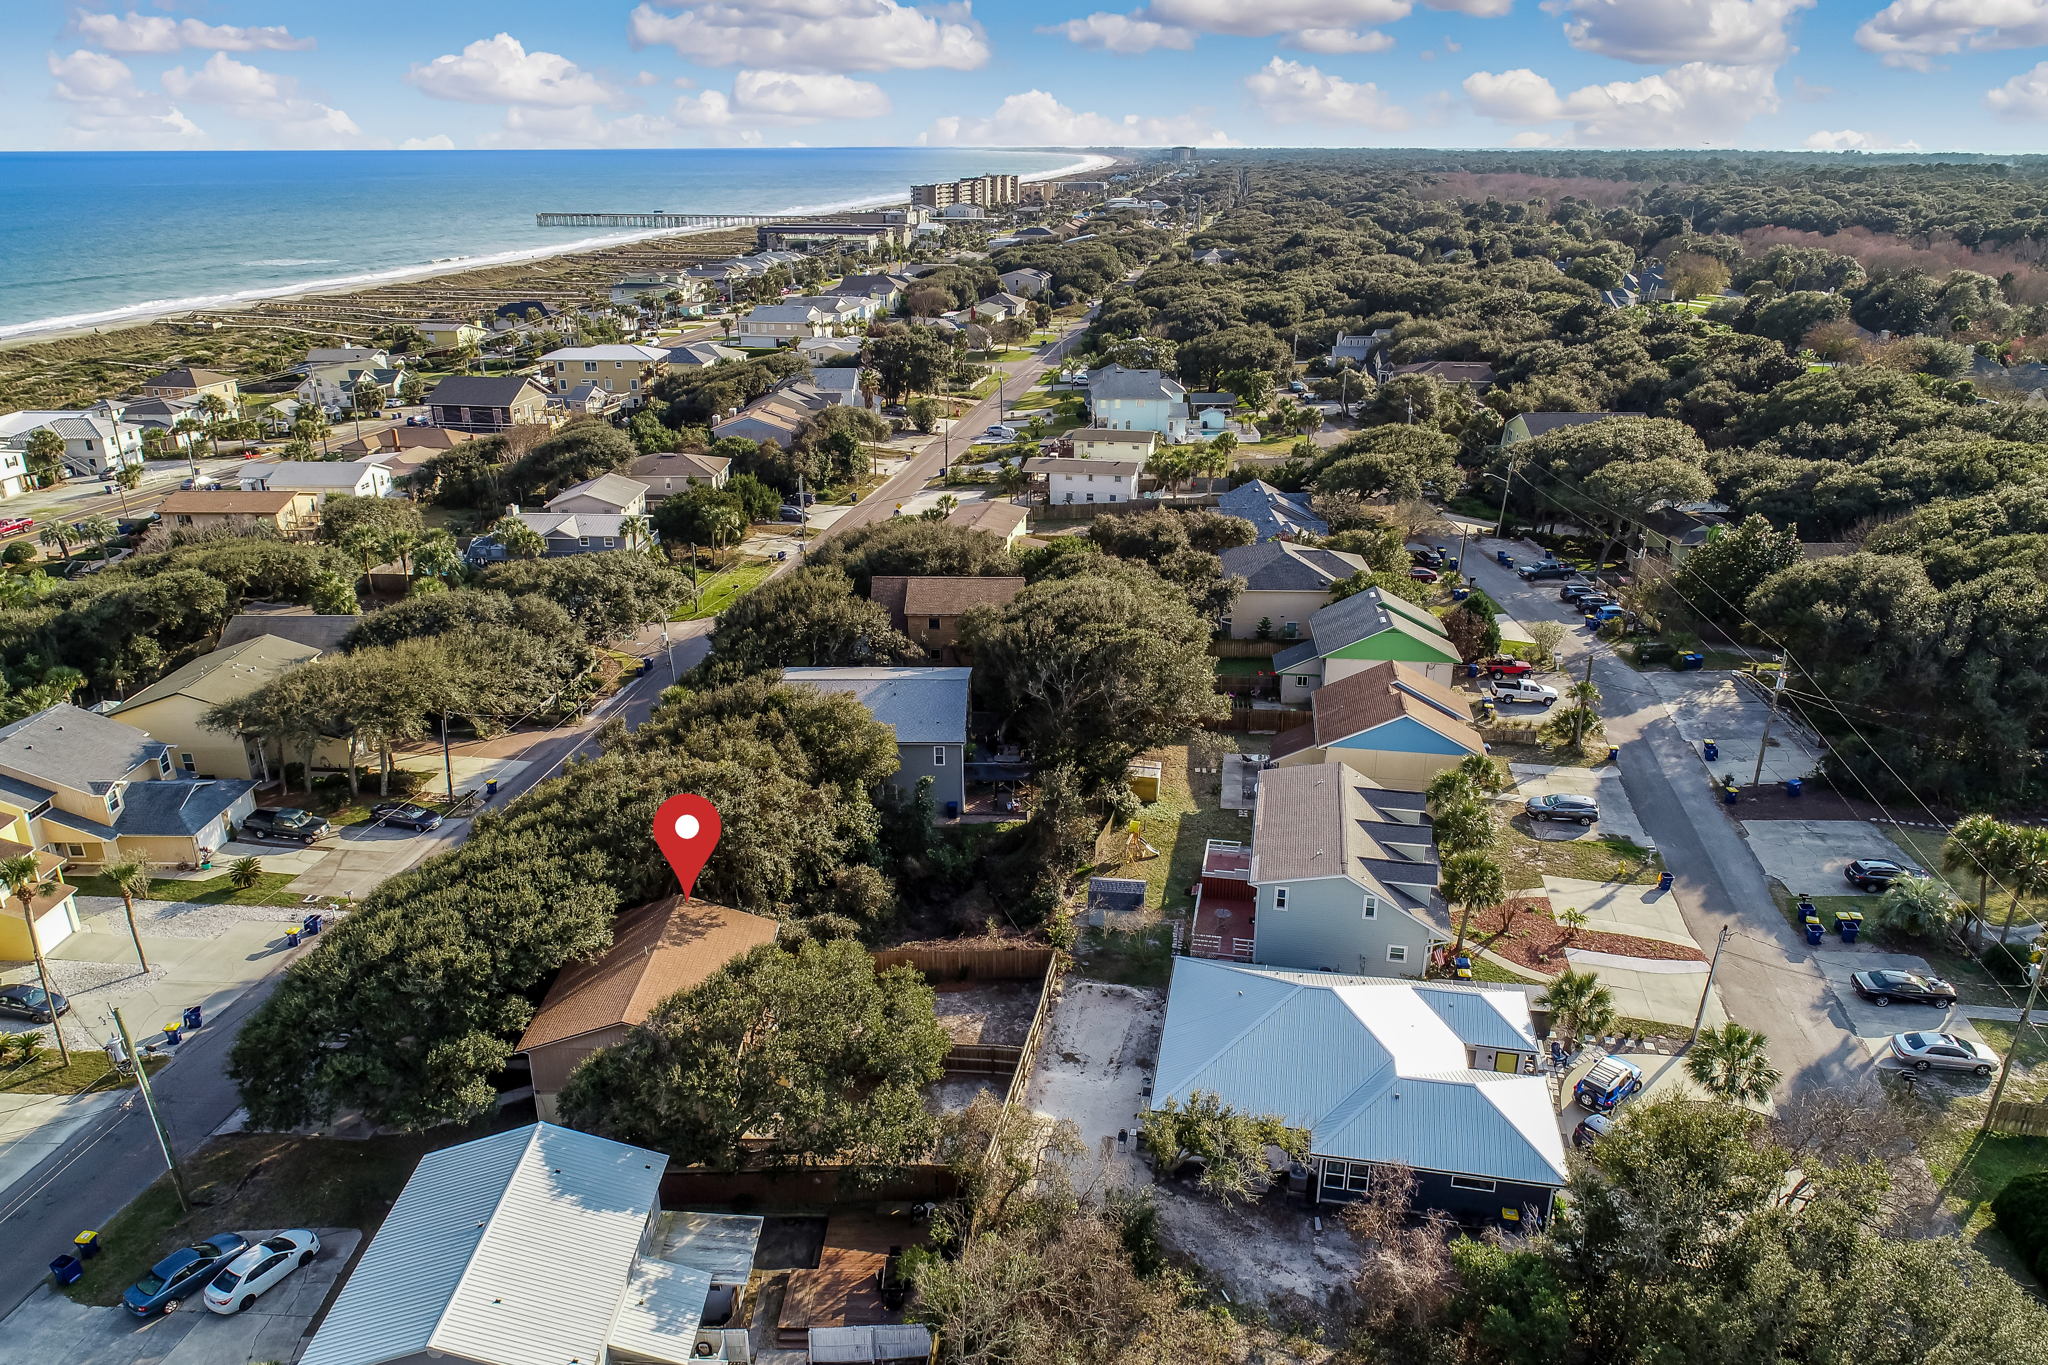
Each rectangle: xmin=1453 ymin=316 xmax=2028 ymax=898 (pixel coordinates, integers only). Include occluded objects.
xmin=181 ymin=1005 xmax=203 ymax=1033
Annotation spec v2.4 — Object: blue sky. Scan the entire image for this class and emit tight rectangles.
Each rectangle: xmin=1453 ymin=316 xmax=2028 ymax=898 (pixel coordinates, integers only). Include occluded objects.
xmin=4 ymin=2 xmax=2047 ymax=153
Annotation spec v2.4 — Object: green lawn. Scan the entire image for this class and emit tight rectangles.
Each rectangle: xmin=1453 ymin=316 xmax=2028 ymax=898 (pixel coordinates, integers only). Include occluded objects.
xmin=1496 ymin=818 xmax=1661 ymax=892
xmin=1923 ymin=1120 xmax=2048 ymax=1261
xmin=1102 ymin=742 xmax=1256 ymax=913
xmin=0 ymin=1051 xmax=165 ymax=1096
xmin=1889 ymin=825 xmax=2048 ymax=936
xmin=1974 ymin=1017 xmax=2048 ymax=1101
xmin=680 ymin=557 xmax=776 ymax=621
xmin=68 ymin=869 xmax=303 ymax=906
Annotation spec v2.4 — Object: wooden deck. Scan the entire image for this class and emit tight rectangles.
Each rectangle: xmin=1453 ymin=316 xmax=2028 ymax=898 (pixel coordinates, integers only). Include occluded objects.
xmin=774 ymin=1213 xmax=919 ymax=1347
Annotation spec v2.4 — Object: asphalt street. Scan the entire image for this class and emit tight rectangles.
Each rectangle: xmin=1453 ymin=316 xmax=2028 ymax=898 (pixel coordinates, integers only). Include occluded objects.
xmin=1462 ymin=539 xmax=1868 ymax=1094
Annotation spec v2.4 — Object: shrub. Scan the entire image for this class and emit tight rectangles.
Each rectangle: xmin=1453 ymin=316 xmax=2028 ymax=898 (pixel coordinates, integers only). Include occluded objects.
xmin=1993 ymin=1170 xmax=2048 ymax=1282
xmin=1 ymin=543 xmax=35 ymax=565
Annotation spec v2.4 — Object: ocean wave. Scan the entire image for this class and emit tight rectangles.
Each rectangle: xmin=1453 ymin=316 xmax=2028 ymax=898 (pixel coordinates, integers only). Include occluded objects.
xmin=242 ymin=258 xmax=340 ymax=267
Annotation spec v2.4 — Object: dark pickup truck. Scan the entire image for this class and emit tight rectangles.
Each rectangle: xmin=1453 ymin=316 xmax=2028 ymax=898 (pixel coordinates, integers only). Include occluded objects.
xmin=239 ymin=807 xmax=331 ymax=844
xmin=1517 ymin=560 xmax=1576 ymax=580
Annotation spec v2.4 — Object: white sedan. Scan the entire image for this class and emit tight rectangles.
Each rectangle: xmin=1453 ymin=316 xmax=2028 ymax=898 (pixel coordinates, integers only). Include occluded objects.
xmin=203 ymin=1229 xmax=319 ymax=1314
xmin=1888 ymin=1031 xmax=1997 ymax=1077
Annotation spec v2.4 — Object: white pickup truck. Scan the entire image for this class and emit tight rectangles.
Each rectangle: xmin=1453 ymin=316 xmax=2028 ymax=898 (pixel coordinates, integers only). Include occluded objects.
xmin=1488 ymin=677 xmax=1559 ymax=706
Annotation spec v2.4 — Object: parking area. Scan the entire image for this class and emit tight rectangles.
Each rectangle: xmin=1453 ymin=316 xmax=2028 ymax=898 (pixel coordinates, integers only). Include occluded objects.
xmin=1023 ymin=978 xmax=1161 ymax=1182
xmin=1506 ymin=762 xmax=1652 ymax=848
xmin=1811 ymin=952 xmax=1995 ymax=1085
xmin=0 ymin=1228 xmax=359 ymax=1365
xmin=1740 ymin=819 xmax=1923 ymax=899
xmin=1643 ymin=671 xmax=1823 ymax=787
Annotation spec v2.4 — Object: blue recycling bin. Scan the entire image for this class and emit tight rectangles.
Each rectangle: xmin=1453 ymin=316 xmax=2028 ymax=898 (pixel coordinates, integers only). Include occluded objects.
xmin=303 ymin=912 xmax=323 ymax=936
xmin=49 ymin=1256 xmax=82 ymax=1286
xmin=485 ymin=778 xmax=499 ymax=799
xmin=1677 ymin=651 xmax=1705 ymax=670
xmin=1784 ymin=777 xmax=1803 ymax=798
xmin=161 ymin=1021 xmax=183 ymax=1046
xmin=1657 ymin=870 xmax=1673 ymax=891
xmin=1703 ymin=739 xmax=1719 ymax=761
xmin=1466 ymin=662 xmax=1481 ymax=679
xmin=1804 ymin=920 xmax=1825 ymax=945
xmin=1453 ymin=954 xmax=1473 ymax=980
xmin=286 ymin=929 xmax=302 ymax=948
xmin=1607 ymin=744 xmax=1619 ymax=762
xmin=1496 ymin=549 xmax=1513 ymax=565
xmin=181 ymin=1005 xmax=203 ymax=1033
xmin=1797 ymin=897 xmax=1816 ymax=919
xmin=1836 ymin=911 xmax=1864 ymax=943
xmin=1452 ymin=587 xmax=1471 ymax=601
xmin=944 ymin=800 xmax=960 ymax=819
xmin=1722 ymin=783 xmax=1740 ymax=805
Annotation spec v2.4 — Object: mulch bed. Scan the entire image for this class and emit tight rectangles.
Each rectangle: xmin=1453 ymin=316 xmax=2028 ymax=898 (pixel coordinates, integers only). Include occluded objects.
xmin=1733 ymin=781 xmax=1916 ymax=824
xmin=1473 ymin=894 xmax=1707 ymax=971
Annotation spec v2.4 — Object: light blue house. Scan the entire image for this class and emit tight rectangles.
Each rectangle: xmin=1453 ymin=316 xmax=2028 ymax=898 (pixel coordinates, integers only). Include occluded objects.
xmin=1267 ymin=660 xmax=1485 ymax=788
xmin=1087 ymin=365 xmax=1191 ymax=439
xmin=783 ymin=666 xmax=971 ymax=821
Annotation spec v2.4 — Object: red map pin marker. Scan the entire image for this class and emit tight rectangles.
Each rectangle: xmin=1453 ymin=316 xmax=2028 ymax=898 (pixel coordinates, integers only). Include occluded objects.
xmin=653 ymin=794 xmax=722 ymax=900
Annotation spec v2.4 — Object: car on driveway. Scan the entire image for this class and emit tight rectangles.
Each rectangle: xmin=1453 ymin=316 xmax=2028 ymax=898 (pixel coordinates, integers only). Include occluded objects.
xmin=1518 ymin=560 xmax=1575 ymax=580
xmin=1851 ymin=968 xmax=1957 ymax=1008
xmin=1844 ymin=858 xmax=1920 ymax=892
xmin=1888 ymin=1031 xmax=1995 ymax=1076
xmin=1408 ymin=565 xmax=1440 ymax=582
xmin=1574 ymin=1056 xmax=1643 ymax=1112
xmin=203 ymin=1229 xmax=320 ymax=1315
xmin=371 ymin=802 xmax=443 ymax=832
xmin=239 ymin=807 xmax=331 ymax=844
xmin=0 ymin=983 xmax=68 ymax=1023
xmin=1526 ymin=792 xmax=1599 ymax=825
xmin=1559 ymin=581 xmax=1600 ymax=603
xmin=124 ymin=1233 xmax=250 ymax=1316
xmin=1480 ymin=656 xmax=1533 ymax=678
xmin=1572 ymin=1112 xmax=1616 ymax=1147
xmin=1491 ymin=677 xmax=1559 ymax=706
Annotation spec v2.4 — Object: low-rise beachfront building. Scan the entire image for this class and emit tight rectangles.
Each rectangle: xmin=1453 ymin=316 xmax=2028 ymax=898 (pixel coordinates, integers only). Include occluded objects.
xmin=137 ymin=366 xmax=240 ymax=410
xmin=159 ymin=488 xmax=320 ymax=537
xmin=0 ymin=409 xmax=144 ymax=477
xmin=425 ymin=375 xmax=556 ymax=433
xmin=539 ymin=344 xmax=670 ymax=408
xmin=239 ymin=460 xmax=394 ymax=501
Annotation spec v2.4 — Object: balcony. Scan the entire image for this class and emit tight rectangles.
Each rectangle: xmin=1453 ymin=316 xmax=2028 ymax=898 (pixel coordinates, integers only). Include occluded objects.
xmin=1201 ymin=838 xmax=1250 ymax=880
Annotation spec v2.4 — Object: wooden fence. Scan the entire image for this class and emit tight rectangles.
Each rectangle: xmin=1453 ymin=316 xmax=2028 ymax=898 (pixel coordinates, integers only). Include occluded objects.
xmin=1002 ymin=951 xmax=1065 ymax=1113
xmin=945 ymin=1043 xmax=1025 ymax=1077
xmin=1990 ymin=1099 xmax=2048 ymax=1137
xmin=1208 ymin=702 xmax=1307 ymax=733
xmin=1210 ymin=638 xmax=1281 ymax=659
xmin=872 ymin=944 xmax=1056 ymax=981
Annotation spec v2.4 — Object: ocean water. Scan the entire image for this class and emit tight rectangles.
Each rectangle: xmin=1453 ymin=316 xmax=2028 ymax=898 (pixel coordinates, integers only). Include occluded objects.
xmin=0 ymin=147 xmax=1090 ymax=341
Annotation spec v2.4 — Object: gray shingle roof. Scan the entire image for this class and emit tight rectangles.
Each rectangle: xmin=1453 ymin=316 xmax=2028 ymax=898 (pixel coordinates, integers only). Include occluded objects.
xmin=117 ymin=778 xmax=256 ymax=837
xmin=1088 ymin=365 xmax=1186 ymax=402
xmin=782 ymin=667 xmax=971 ymax=745
xmin=1217 ymin=480 xmax=1327 ymax=541
xmin=427 ymin=375 xmax=546 ymax=408
xmin=1220 ymin=541 xmax=1365 ymax=592
xmin=0 ymin=704 xmax=167 ymax=792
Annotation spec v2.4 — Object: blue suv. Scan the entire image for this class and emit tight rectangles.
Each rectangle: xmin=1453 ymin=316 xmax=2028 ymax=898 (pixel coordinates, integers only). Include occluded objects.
xmin=1574 ymin=1056 xmax=1644 ymax=1113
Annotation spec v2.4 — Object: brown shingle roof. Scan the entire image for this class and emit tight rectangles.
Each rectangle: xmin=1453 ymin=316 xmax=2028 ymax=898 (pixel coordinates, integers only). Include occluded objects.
xmin=901 ymin=576 xmax=1026 ymax=618
xmin=1308 ymin=661 xmax=1481 ymax=753
xmin=947 ymin=501 xmax=1027 ymax=537
xmin=158 ymin=489 xmax=300 ymax=516
xmin=870 ymin=575 xmax=912 ymax=626
xmin=517 ymin=897 xmax=778 ymax=1052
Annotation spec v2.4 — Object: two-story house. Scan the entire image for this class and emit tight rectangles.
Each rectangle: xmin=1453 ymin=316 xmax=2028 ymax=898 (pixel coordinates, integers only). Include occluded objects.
xmin=998 ymin=267 xmax=1053 ymax=298
xmin=1217 ymin=480 xmax=1328 ymax=542
xmin=1217 ymin=541 xmax=1368 ymax=640
xmin=783 ymin=667 xmax=970 ymax=820
xmin=406 ymin=318 xmax=490 ymax=351
xmin=239 ymin=460 xmax=394 ymax=501
xmin=112 ymin=634 xmax=351 ymax=782
xmin=539 ymin=345 xmax=670 ymax=408
xmin=137 ymin=366 xmax=240 ymax=411
xmin=1153 ymin=959 xmax=1566 ymax=1224
xmin=735 ymin=303 xmax=829 ymax=347
xmin=1271 ymin=588 xmax=1461 ymax=692
xmin=426 ymin=375 xmax=555 ymax=433
xmin=0 ymin=410 xmax=143 ymax=477
xmin=544 ymin=473 xmax=648 ymax=517
xmin=1067 ymin=427 xmax=1157 ymax=463
xmin=1087 ymin=365 xmax=1191 ymax=439
xmin=1267 ymin=661 xmax=1487 ymax=788
xmin=869 ymin=576 xmax=1025 ymax=656
xmin=625 ymin=451 xmax=731 ymax=499
xmin=1024 ymin=455 xmax=1143 ymax=505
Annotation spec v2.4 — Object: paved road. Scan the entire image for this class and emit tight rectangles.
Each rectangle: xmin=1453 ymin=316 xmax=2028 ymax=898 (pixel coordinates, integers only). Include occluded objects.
xmin=1461 ymin=538 xmax=1868 ymax=1095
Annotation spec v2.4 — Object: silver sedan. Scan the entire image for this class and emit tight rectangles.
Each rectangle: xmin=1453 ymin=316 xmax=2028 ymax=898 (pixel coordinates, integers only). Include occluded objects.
xmin=1888 ymin=1031 xmax=1997 ymax=1077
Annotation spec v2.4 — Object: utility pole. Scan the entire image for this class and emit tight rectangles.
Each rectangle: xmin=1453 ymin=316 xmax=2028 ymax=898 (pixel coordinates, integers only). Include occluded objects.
xmin=441 ymin=709 xmax=455 ymax=803
xmin=18 ymin=888 xmax=70 ymax=1067
xmin=1750 ymin=664 xmax=1789 ymax=790
xmin=1982 ymin=939 xmax=2044 ymax=1133
xmin=1691 ymin=925 xmax=1733 ymax=1046
xmin=114 ymin=1006 xmax=189 ymax=1212
xmin=1495 ymin=458 xmax=1518 ymax=538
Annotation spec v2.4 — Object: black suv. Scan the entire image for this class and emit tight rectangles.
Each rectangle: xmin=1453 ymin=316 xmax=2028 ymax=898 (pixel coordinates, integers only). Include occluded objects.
xmin=1844 ymin=858 xmax=1918 ymax=892
xmin=240 ymin=808 xmax=332 ymax=844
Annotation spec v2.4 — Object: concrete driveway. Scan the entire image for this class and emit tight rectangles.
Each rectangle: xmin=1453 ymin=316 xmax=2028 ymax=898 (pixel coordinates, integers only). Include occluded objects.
xmin=0 ymin=1228 xmax=359 ymax=1365
xmin=1740 ymin=819 xmax=1924 ymax=899
xmin=1811 ymin=951 xmax=1994 ymax=1088
xmin=1644 ymin=671 xmax=1823 ymax=787
xmin=1506 ymin=763 xmax=1652 ymax=848
xmin=1543 ymin=876 xmax=1697 ymax=948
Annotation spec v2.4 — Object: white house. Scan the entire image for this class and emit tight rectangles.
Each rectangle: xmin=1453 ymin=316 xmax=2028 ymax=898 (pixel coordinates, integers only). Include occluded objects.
xmin=736 ymin=303 xmax=829 ymax=347
xmin=299 ymin=346 xmax=390 ymax=373
xmin=1088 ymin=365 xmax=1193 ymax=440
xmin=1024 ymin=455 xmax=1143 ymax=505
xmin=999 ymin=267 xmax=1053 ymax=297
xmin=238 ymin=461 xmax=394 ymax=500
xmin=546 ymin=472 xmax=648 ymax=517
xmin=0 ymin=409 xmax=143 ymax=477
xmin=0 ymin=439 xmax=32 ymax=499
xmin=971 ymin=292 xmax=1032 ymax=323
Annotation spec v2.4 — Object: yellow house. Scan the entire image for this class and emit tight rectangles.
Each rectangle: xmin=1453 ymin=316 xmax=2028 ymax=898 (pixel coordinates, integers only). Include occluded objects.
xmin=0 ymin=817 xmax=75 ymax=959
xmin=113 ymin=634 xmax=339 ymax=781
xmin=539 ymin=345 xmax=670 ymax=405
xmin=408 ymin=319 xmax=490 ymax=351
xmin=158 ymin=488 xmax=320 ymax=537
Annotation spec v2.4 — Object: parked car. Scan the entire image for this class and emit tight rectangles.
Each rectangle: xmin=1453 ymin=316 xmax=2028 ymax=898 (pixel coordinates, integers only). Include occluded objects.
xmin=1559 ymin=581 xmax=1601 ymax=603
xmin=1851 ymin=968 xmax=1957 ymax=1008
xmin=371 ymin=802 xmax=443 ymax=832
xmin=1408 ymin=565 xmax=1440 ymax=583
xmin=0 ymin=982 xmax=68 ymax=1023
xmin=1289 ymin=380 xmax=1310 ymax=395
xmin=1518 ymin=560 xmax=1575 ymax=580
xmin=1572 ymin=1112 xmax=1616 ymax=1147
xmin=1526 ymin=792 xmax=1599 ymax=825
xmin=239 ymin=808 xmax=331 ymax=844
xmin=778 ymin=505 xmax=806 ymax=522
xmin=1844 ymin=857 xmax=1919 ymax=891
xmin=881 ymin=404 xmax=907 ymax=418
xmin=1490 ymin=677 xmax=1558 ymax=706
xmin=0 ymin=516 xmax=35 ymax=538
xmin=203 ymin=1230 xmax=319 ymax=1315
xmin=1481 ymin=656 xmax=1534 ymax=678
xmin=1574 ymin=594 xmax=1617 ymax=615
xmin=124 ymin=1234 xmax=250 ymax=1316
xmin=1888 ymin=1031 xmax=1995 ymax=1076
xmin=1574 ymin=1056 xmax=1644 ymax=1112
xmin=1409 ymin=547 xmax=1445 ymax=569
xmin=984 ymin=424 xmax=1018 ymax=440
xmin=180 ymin=476 xmax=219 ymax=491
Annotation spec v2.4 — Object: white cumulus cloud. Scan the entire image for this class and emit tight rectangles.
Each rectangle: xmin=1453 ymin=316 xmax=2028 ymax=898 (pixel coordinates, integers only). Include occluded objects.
xmin=1288 ymin=28 xmax=1398 ymax=51
xmin=47 ymin=48 xmax=205 ymax=146
xmin=1987 ymin=60 xmax=2048 ymax=119
xmin=74 ymin=11 xmax=314 ymax=53
xmin=921 ymin=89 xmax=1235 ymax=146
xmin=1244 ymin=57 xmax=1410 ymax=128
xmin=161 ymin=52 xmax=363 ymax=147
xmin=1039 ymin=13 xmax=1196 ymax=54
xmin=406 ymin=33 xmax=618 ymax=108
xmin=1465 ymin=59 xmax=1777 ymax=144
xmin=1143 ymin=0 xmax=1412 ymax=34
xmin=629 ymin=0 xmax=989 ymax=72
xmin=1803 ymin=128 xmax=1920 ymax=150
xmin=400 ymin=134 xmax=457 ymax=150
xmin=1858 ymin=0 xmax=2048 ymax=70
xmin=731 ymin=69 xmax=890 ymax=120
xmin=1549 ymin=0 xmax=1812 ymax=66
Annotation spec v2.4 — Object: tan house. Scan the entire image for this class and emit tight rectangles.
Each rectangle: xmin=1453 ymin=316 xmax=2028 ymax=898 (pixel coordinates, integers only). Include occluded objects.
xmin=1268 ymin=661 xmax=1485 ymax=788
xmin=158 ymin=488 xmax=320 ymax=536
xmin=870 ymin=575 xmax=1026 ymax=653
xmin=546 ymin=473 xmax=647 ymax=517
xmin=113 ymin=634 xmax=344 ymax=781
xmin=408 ymin=319 xmax=490 ymax=350
xmin=946 ymin=498 xmax=1028 ymax=546
xmin=540 ymin=345 xmax=670 ymax=407
xmin=1068 ymin=427 xmax=1158 ymax=461
xmin=1217 ymin=541 xmax=1369 ymax=641
xmin=138 ymin=366 xmax=240 ymax=410
xmin=518 ymin=896 xmax=779 ymax=1121
xmin=626 ymin=450 xmax=731 ymax=499
xmin=334 ymin=425 xmax=478 ymax=458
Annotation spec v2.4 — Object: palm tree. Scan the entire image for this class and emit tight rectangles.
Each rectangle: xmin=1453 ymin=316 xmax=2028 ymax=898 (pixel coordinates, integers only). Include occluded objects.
xmin=1994 ymin=825 xmax=2048 ymax=942
xmin=934 ymin=493 xmax=960 ymax=516
xmin=1442 ymin=850 xmax=1507 ymax=952
xmin=37 ymin=522 xmax=74 ymax=561
xmin=1430 ymin=798 xmax=1497 ymax=856
xmin=1538 ymin=967 xmax=1616 ymax=1050
xmin=77 ymin=514 xmax=118 ymax=563
xmin=701 ymin=501 xmax=744 ymax=560
xmin=23 ymin=427 xmax=67 ymax=485
xmin=103 ymin=860 xmax=153 ymax=973
xmin=172 ymin=416 xmax=206 ymax=466
xmin=1872 ymin=875 xmax=1962 ymax=941
xmin=995 ymin=461 xmax=1029 ymax=497
xmin=620 ymin=514 xmax=653 ymax=552
xmin=227 ymin=856 xmax=264 ymax=893
xmin=197 ymin=392 xmax=229 ymax=456
xmin=1941 ymin=813 xmax=2012 ymax=945
xmin=489 ymin=515 xmax=547 ymax=561
xmin=1 ymin=853 xmax=68 ymax=1065
xmin=1449 ymin=754 xmax=1510 ymax=795
xmin=1557 ymin=906 xmax=1590 ymax=944
xmin=1426 ymin=767 xmax=1483 ymax=812
xmin=1685 ymin=1022 xmax=1781 ymax=1105
xmin=412 ymin=529 xmax=462 ymax=580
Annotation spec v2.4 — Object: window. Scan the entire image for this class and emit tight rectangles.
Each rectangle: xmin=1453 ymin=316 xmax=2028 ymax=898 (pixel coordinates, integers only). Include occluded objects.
xmin=107 ymin=788 xmax=122 ymax=814
xmin=927 ymin=616 xmax=941 ymax=630
xmin=1273 ymin=886 xmax=1288 ymax=910
xmin=158 ymin=752 xmax=172 ymax=775
xmin=1387 ymin=945 xmax=1407 ymax=963
xmin=180 ymin=754 xmax=196 ymax=773
xmin=603 ymin=537 xmax=615 ymax=548
xmin=583 ymin=361 xmax=598 ymax=373
xmin=578 ymin=536 xmax=589 ymax=546
xmin=1362 ymin=899 xmax=1378 ymax=921
xmin=1450 ymin=1176 xmax=1496 ymax=1192
xmin=1324 ymin=1160 xmax=1371 ymax=1192
xmin=1294 ymin=675 xmax=1309 ymax=688
xmin=932 ymin=746 xmax=947 ymax=766
xmin=1086 ymin=493 xmax=1096 ymax=503
xmin=51 ymin=843 xmax=85 ymax=859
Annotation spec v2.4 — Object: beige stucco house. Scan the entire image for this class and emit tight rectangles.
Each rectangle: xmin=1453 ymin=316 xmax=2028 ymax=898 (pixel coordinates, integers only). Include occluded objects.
xmin=113 ymin=634 xmax=349 ymax=781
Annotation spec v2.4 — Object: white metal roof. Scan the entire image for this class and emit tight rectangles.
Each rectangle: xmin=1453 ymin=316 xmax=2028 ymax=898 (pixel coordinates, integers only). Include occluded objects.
xmin=808 ymin=1324 xmax=937 ymax=1362
xmin=299 ymin=1122 xmax=667 ymax=1365
xmin=1152 ymin=959 xmax=1566 ymax=1188
xmin=606 ymin=1258 xmax=714 ymax=1364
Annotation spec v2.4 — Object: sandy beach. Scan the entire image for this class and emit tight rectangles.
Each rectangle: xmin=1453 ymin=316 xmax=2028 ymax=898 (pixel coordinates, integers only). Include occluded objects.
xmin=0 ymin=152 xmax=1119 ymax=352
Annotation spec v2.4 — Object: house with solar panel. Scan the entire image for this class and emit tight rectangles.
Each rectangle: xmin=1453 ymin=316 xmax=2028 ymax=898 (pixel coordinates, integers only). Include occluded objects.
xmin=1152 ymin=957 xmax=1567 ymax=1223
xmin=1271 ymin=587 xmax=1461 ymax=692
